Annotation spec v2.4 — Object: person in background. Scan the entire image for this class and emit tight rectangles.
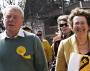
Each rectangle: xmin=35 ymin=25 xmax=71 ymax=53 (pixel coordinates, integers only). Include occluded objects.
xmin=22 ymin=25 xmax=32 ymax=32
xmin=55 ymin=7 xmax=90 ymax=71
xmin=36 ymin=30 xmax=52 ymax=69
xmin=0 ymin=5 xmax=48 ymax=71
xmin=50 ymin=15 xmax=73 ymax=71
xmin=0 ymin=20 xmax=5 ymax=33
xmin=52 ymin=15 xmax=73 ymax=58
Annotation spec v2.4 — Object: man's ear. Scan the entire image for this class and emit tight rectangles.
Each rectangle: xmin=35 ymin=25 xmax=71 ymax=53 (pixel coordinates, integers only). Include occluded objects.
xmin=1 ymin=17 xmax=3 ymax=23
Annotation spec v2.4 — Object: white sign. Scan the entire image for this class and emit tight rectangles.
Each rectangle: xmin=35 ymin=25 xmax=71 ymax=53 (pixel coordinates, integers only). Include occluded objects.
xmin=68 ymin=52 xmax=90 ymax=71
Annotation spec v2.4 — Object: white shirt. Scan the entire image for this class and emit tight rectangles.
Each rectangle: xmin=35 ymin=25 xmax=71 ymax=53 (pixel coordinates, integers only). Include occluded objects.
xmin=0 ymin=28 xmax=25 ymax=39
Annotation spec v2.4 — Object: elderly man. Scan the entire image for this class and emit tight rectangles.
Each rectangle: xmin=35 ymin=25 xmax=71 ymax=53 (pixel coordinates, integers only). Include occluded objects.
xmin=0 ymin=5 xmax=48 ymax=71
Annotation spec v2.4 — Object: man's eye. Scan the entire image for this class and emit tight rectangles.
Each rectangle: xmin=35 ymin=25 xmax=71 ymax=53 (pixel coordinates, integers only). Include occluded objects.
xmin=13 ymin=16 xmax=18 ymax=19
xmin=6 ymin=15 xmax=11 ymax=19
xmin=5 ymin=15 xmax=18 ymax=19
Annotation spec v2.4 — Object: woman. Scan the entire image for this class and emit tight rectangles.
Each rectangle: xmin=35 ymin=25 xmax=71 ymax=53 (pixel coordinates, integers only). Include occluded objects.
xmin=55 ymin=8 xmax=90 ymax=71
xmin=50 ymin=15 xmax=73 ymax=71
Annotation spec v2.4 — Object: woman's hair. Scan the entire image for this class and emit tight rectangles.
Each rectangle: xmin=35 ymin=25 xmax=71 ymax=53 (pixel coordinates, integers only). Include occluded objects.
xmin=68 ymin=7 xmax=90 ymax=28
xmin=57 ymin=15 xmax=68 ymax=23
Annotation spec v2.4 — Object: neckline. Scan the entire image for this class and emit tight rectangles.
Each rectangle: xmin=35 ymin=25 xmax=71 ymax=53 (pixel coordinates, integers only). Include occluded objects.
xmin=76 ymin=35 xmax=90 ymax=54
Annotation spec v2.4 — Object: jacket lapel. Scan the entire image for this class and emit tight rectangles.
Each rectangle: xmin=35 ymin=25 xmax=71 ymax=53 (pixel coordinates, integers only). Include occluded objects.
xmin=70 ymin=34 xmax=79 ymax=53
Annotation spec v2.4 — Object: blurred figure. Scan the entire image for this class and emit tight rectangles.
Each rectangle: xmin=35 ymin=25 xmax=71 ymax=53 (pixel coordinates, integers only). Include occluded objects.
xmin=50 ymin=15 xmax=73 ymax=71
xmin=36 ymin=30 xmax=52 ymax=68
xmin=0 ymin=5 xmax=48 ymax=71
xmin=22 ymin=25 xmax=32 ymax=32
xmin=55 ymin=8 xmax=90 ymax=71
xmin=52 ymin=15 xmax=73 ymax=57
xmin=0 ymin=20 xmax=5 ymax=33
xmin=57 ymin=15 xmax=72 ymax=39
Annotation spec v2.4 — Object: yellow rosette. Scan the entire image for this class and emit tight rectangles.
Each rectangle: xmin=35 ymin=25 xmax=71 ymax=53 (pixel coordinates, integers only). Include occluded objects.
xmin=16 ymin=46 xmax=26 ymax=56
xmin=16 ymin=46 xmax=31 ymax=59
xmin=80 ymin=56 xmax=90 ymax=71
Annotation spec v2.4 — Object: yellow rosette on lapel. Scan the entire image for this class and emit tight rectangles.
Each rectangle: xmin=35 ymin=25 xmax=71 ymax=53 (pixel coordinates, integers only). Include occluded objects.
xmin=80 ymin=56 xmax=90 ymax=71
xmin=16 ymin=46 xmax=31 ymax=59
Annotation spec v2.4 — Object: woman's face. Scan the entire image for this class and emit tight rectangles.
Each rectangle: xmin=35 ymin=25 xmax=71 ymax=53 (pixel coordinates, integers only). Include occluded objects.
xmin=72 ymin=16 xmax=89 ymax=36
xmin=58 ymin=20 xmax=71 ymax=35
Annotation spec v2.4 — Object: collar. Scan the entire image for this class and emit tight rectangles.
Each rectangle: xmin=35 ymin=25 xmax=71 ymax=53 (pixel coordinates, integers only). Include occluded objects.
xmin=17 ymin=28 xmax=24 ymax=37
xmin=1 ymin=28 xmax=25 ymax=39
xmin=70 ymin=33 xmax=90 ymax=53
xmin=70 ymin=34 xmax=79 ymax=53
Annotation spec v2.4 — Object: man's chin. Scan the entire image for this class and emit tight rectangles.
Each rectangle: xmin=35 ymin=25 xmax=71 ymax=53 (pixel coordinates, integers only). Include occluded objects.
xmin=7 ymin=28 xmax=16 ymax=31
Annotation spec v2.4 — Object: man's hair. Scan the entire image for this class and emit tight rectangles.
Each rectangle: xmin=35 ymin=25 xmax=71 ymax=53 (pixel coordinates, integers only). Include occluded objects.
xmin=2 ymin=5 xmax=24 ymax=18
xmin=36 ymin=30 xmax=42 ymax=34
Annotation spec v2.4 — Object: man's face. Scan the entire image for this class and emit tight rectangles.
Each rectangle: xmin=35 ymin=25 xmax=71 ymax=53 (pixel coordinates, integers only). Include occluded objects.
xmin=58 ymin=20 xmax=71 ymax=34
xmin=36 ymin=31 xmax=42 ymax=40
xmin=3 ymin=9 xmax=23 ymax=33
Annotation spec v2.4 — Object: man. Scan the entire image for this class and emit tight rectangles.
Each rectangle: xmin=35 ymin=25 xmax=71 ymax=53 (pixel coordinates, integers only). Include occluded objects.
xmin=0 ymin=5 xmax=48 ymax=71
xmin=36 ymin=30 xmax=52 ymax=68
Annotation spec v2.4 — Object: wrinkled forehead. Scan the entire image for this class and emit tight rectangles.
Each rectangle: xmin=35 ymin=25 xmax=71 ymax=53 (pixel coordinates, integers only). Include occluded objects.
xmin=5 ymin=8 xmax=21 ymax=14
xmin=3 ymin=9 xmax=23 ymax=19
